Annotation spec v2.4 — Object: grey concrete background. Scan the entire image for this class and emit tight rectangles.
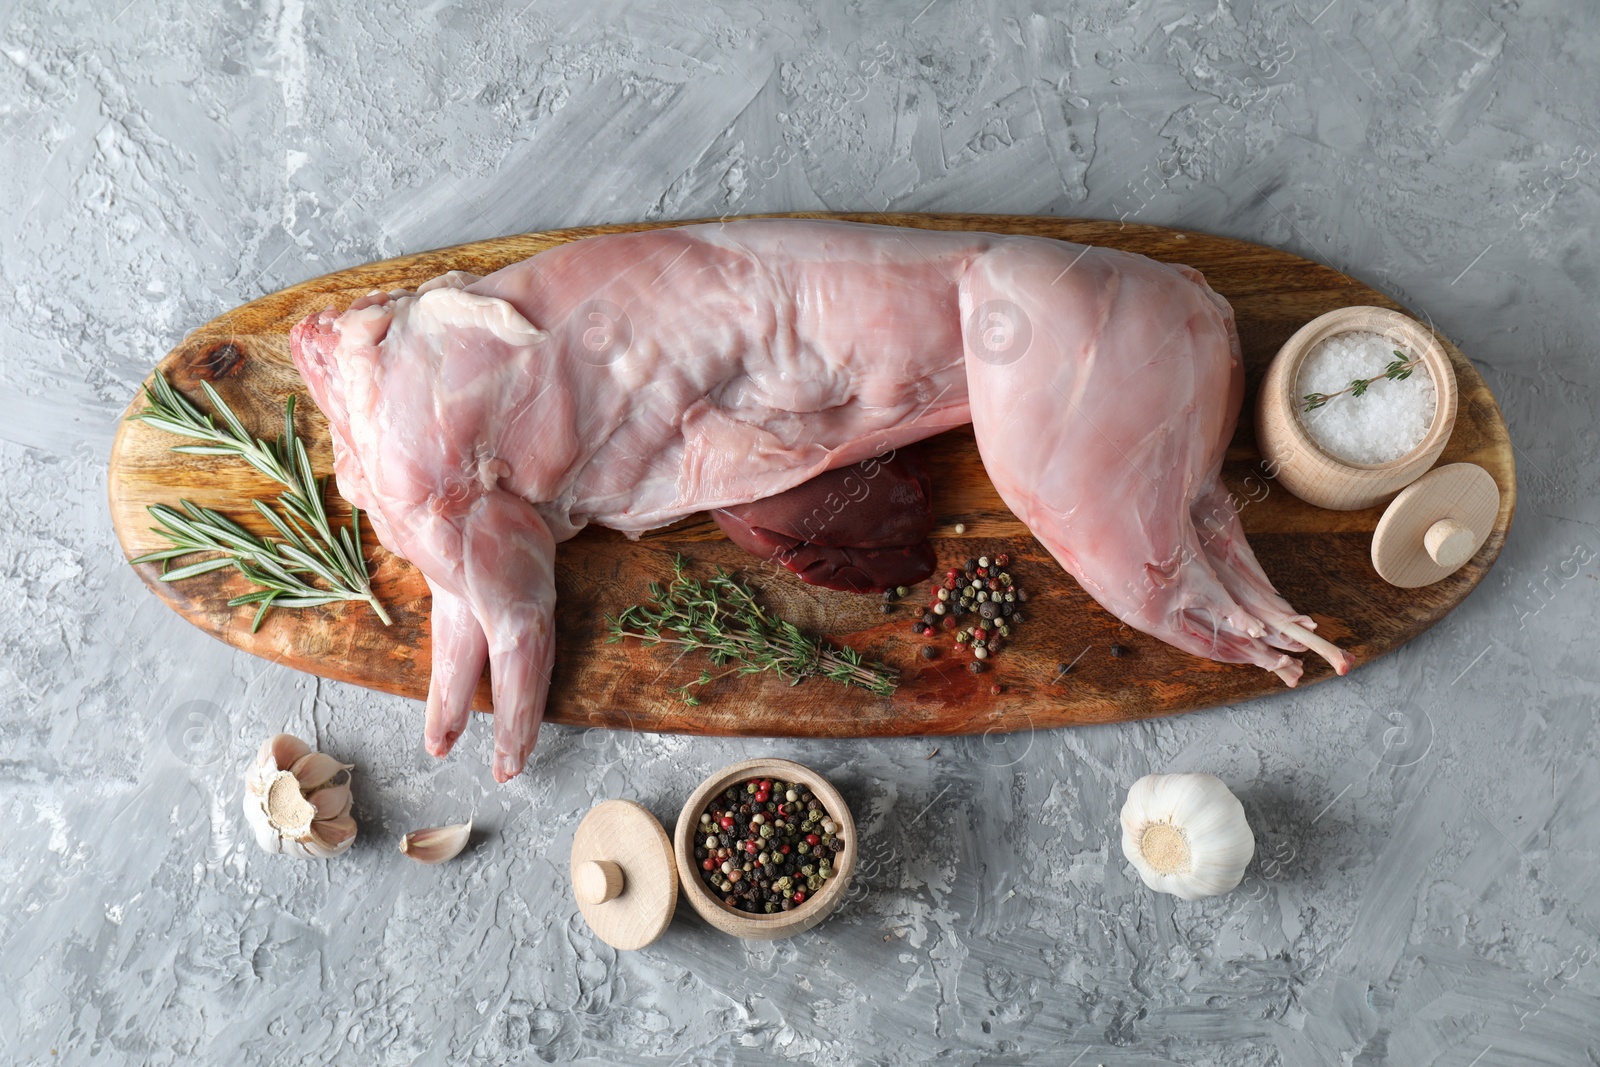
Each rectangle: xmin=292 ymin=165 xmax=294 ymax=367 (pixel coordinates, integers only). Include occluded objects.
xmin=1 ymin=0 xmax=1596 ymax=1063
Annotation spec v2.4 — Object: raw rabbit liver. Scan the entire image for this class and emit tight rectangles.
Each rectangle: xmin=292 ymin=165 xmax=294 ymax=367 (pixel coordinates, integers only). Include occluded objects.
xmin=290 ymin=219 xmax=1351 ymax=782
xmin=711 ymin=446 xmax=937 ymax=594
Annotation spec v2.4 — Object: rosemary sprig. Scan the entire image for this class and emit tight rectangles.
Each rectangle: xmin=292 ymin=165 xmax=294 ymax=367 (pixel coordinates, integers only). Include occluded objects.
xmin=128 ymin=370 xmax=390 ymax=631
xmin=605 ymin=555 xmax=898 ymax=705
xmin=1302 ymin=349 xmax=1421 ymax=413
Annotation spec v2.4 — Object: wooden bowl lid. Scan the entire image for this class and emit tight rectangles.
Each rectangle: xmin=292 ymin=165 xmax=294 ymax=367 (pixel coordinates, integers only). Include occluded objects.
xmin=570 ymin=799 xmax=678 ymax=951
xmin=1371 ymin=462 xmax=1500 ymax=587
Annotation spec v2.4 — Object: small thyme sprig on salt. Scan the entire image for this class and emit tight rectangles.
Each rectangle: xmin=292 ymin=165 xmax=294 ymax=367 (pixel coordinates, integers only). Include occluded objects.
xmin=1302 ymin=349 xmax=1421 ymax=413
xmin=128 ymin=370 xmax=390 ymax=632
xmin=606 ymin=555 xmax=898 ymax=705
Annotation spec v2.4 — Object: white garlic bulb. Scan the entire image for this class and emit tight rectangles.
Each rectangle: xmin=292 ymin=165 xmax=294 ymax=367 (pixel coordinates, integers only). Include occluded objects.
xmin=242 ymin=734 xmax=357 ymax=859
xmin=1119 ymin=772 xmax=1254 ymax=900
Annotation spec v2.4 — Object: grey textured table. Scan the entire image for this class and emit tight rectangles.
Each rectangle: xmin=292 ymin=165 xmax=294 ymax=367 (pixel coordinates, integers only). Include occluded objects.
xmin=2 ymin=1 xmax=1597 ymax=1064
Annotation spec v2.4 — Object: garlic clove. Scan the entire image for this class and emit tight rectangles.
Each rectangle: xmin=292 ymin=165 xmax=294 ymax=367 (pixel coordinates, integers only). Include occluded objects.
xmin=309 ymin=781 xmax=353 ymax=822
xmin=260 ymin=733 xmax=311 ymax=774
xmin=399 ymin=821 xmax=473 ymax=865
xmin=1119 ymin=772 xmax=1255 ymax=901
xmin=290 ymin=750 xmax=353 ymax=792
xmin=279 ymin=816 xmax=358 ymax=860
xmin=308 ymin=815 xmax=358 ymax=858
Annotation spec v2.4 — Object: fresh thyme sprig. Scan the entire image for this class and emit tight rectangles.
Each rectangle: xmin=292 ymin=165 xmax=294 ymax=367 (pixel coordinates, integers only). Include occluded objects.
xmin=128 ymin=370 xmax=390 ymax=631
xmin=606 ymin=555 xmax=898 ymax=705
xmin=1302 ymin=349 xmax=1421 ymax=413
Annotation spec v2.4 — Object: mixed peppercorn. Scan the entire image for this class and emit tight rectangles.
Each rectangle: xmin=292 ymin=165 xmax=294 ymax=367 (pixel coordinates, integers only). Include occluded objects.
xmin=876 ymin=548 xmax=1133 ymax=680
xmin=693 ymin=776 xmax=844 ymax=914
xmin=902 ymin=552 xmax=1027 ymax=667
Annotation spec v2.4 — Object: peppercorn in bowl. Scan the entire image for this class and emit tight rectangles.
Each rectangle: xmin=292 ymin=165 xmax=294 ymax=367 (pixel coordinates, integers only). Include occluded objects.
xmin=673 ymin=758 xmax=857 ymax=940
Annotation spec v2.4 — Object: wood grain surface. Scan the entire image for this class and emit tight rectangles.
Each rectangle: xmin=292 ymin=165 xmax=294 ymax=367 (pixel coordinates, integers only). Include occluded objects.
xmin=107 ymin=214 xmax=1517 ymax=738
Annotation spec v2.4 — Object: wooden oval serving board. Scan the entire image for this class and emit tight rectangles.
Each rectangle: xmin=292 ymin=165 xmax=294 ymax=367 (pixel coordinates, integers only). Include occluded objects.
xmin=108 ymin=214 xmax=1516 ymax=738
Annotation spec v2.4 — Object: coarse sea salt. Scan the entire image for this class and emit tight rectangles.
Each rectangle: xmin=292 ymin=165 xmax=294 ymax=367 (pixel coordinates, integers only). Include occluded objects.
xmin=1294 ymin=330 xmax=1436 ymax=465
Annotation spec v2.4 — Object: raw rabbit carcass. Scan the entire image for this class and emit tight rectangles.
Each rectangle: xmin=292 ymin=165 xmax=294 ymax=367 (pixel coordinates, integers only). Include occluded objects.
xmin=290 ymin=219 xmax=1350 ymax=782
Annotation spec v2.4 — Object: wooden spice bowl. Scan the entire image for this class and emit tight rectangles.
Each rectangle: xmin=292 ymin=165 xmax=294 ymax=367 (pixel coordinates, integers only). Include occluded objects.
xmin=1256 ymin=306 xmax=1458 ymax=511
xmin=673 ymin=758 xmax=857 ymax=940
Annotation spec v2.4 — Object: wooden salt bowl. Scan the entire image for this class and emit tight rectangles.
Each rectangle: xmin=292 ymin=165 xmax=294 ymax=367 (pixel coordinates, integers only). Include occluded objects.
xmin=1256 ymin=305 xmax=1459 ymax=511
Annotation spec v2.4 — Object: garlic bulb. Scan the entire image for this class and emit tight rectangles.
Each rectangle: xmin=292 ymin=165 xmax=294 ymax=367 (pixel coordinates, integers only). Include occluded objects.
xmin=242 ymin=734 xmax=357 ymax=859
xmin=1119 ymin=773 xmax=1254 ymax=900
xmin=399 ymin=821 xmax=473 ymax=865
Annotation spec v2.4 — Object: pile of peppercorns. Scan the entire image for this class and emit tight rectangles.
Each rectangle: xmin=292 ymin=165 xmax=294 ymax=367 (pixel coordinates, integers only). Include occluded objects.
xmin=902 ymin=553 xmax=1026 ymax=670
xmin=693 ymin=776 xmax=844 ymax=914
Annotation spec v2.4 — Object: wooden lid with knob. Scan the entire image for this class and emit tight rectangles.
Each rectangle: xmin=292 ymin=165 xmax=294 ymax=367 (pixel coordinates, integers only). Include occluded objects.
xmin=1371 ymin=462 xmax=1501 ymax=587
xmin=569 ymin=799 xmax=677 ymax=951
